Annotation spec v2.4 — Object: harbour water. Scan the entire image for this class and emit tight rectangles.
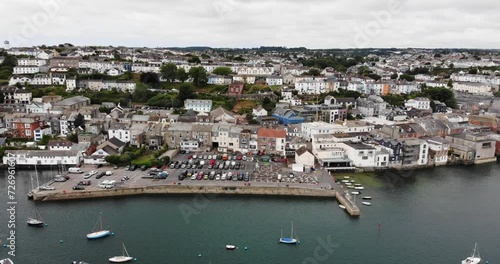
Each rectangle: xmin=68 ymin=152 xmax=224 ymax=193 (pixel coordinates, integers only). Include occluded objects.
xmin=1 ymin=162 xmax=499 ymax=263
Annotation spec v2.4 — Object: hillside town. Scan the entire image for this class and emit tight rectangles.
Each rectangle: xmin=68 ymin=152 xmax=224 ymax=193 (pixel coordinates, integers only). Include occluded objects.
xmin=1 ymin=42 xmax=499 ymax=171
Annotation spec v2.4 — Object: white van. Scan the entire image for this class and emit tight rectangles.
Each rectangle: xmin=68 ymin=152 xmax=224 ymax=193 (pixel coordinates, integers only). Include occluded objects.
xmin=68 ymin=167 xmax=84 ymax=174
xmin=98 ymin=180 xmax=110 ymax=188
xmin=98 ymin=180 xmax=115 ymax=189
xmin=105 ymin=171 xmax=113 ymax=176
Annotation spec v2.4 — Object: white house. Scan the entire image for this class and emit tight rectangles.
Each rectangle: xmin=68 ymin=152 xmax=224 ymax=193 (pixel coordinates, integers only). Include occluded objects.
xmin=233 ymin=75 xmax=256 ymax=84
xmin=184 ymin=99 xmax=213 ymax=113
xmin=17 ymin=58 xmax=47 ymax=67
xmin=180 ymin=139 xmax=199 ymax=152
xmin=266 ymin=76 xmax=283 ymax=86
xmin=295 ymin=80 xmax=328 ymax=95
xmin=338 ymin=142 xmax=389 ymax=168
xmin=207 ymin=75 xmax=232 ymax=85
xmin=405 ymin=97 xmax=431 ymax=110
xmin=66 ymin=77 xmax=77 ymax=90
xmin=26 ymin=102 xmax=52 ymax=113
xmin=31 ymin=74 xmax=52 ymax=86
xmin=13 ymin=89 xmax=32 ymax=104
xmin=301 ymin=122 xmax=347 ymax=141
xmin=295 ymin=146 xmax=315 ymax=169
xmin=236 ymin=66 xmax=274 ymax=76
xmin=252 ymin=106 xmax=268 ymax=117
xmin=452 ymin=82 xmax=493 ymax=95
xmin=108 ymin=123 xmax=132 ymax=143
xmin=13 ymin=66 xmax=40 ymax=75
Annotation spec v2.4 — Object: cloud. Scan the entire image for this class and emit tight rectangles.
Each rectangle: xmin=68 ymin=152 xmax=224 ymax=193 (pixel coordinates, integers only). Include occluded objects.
xmin=0 ymin=0 xmax=498 ymax=48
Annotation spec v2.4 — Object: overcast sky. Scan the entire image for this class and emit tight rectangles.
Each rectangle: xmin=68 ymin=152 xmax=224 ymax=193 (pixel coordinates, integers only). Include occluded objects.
xmin=1 ymin=0 xmax=498 ymax=49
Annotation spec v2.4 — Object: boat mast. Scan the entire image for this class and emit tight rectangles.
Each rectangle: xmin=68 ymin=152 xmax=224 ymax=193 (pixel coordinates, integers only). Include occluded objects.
xmin=291 ymin=222 xmax=294 ymax=238
xmin=35 ymin=163 xmax=40 ymax=189
xmin=123 ymin=243 xmax=129 ymax=257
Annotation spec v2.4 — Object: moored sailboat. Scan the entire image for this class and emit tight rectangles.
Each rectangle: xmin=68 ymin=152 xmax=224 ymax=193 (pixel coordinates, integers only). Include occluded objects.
xmin=27 ymin=209 xmax=44 ymax=227
xmin=461 ymin=243 xmax=482 ymax=264
xmin=109 ymin=242 xmax=134 ymax=263
xmin=87 ymin=214 xmax=111 ymax=239
xmin=279 ymin=222 xmax=299 ymax=244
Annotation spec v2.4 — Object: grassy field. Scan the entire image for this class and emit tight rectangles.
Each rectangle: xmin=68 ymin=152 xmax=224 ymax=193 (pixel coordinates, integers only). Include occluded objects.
xmin=233 ymin=100 xmax=257 ymax=113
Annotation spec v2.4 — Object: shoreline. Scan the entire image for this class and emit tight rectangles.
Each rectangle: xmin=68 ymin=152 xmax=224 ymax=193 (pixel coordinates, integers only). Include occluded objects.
xmin=33 ymin=184 xmax=337 ymax=202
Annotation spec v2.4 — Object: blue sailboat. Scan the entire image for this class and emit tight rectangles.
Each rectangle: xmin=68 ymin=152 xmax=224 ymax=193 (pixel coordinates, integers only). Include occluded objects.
xmin=279 ymin=222 xmax=299 ymax=244
xmin=86 ymin=214 xmax=111 ymax=239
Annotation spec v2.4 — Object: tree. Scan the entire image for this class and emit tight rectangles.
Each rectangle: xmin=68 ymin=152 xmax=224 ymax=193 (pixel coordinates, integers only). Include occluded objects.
xmin=176 ymin=83 xmax=196 ymax=106
xmin=132 ymin=84 xmax=151 ymax=102
xmin=140 ymin=72 xmax=160 ymax=88
xmin=212 ymin=67 xmax=232 ymax=76
xmin=67 ymin=133 xmax=78 ymax=143
xmin=74 ymin=113 xmax=85 ymax=129
xmin=188 ymin=67 xmax=208 ymax=87
xmin=176 ymin=68 xmax=189 ymax=83
xmin=160 ymin=63 xmax=177 ymax=83
xmin=307 ymin=68 xmax=321 ymax=76
xmin=188 ymin=56 xmax=201 ymax=64
xmin=468 ymin=68 xmax=478 ymax=75
xmin=400 ymin=74 xmax=415 ymax=82
xmin=390 ymin=73 xmax=398 ymax=79
xmin=447 ymin=79 xmax=453 ymax=88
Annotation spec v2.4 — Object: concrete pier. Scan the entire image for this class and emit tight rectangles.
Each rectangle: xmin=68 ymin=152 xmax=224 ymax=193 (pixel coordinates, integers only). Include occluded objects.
xmin=336 ymin=191 xmax=360 ymax=217
xmin=33 ymin=184 xmax=337 ymax=201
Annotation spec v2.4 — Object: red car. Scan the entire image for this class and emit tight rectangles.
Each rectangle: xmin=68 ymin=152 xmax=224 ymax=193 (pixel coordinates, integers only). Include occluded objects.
xmin=237 ymin=155 xmax=243 ymax=160
xmin=187 ymin=155 xmax=193 ymax=159
xmin=209 ymin=159 xmax=216 ymax=166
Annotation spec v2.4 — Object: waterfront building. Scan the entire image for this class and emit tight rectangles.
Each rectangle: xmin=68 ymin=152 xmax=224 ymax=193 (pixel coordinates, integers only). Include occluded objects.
xmin=257 ymin=127 xmax=287 ymax=156
xmin=426 ymin=137 xmax=450 ymax=166
xmin=3 ymin=150 xmax=82 ymax=166
xmin=446 ymin=133 xmax=496 ymax=164
xmin=295 ymin=146 xmax=315 ymax=169
xmin=402 ymin=139 xmax=429 ymax=167
xmin=301 ymin=122 xmax=347 ymax=141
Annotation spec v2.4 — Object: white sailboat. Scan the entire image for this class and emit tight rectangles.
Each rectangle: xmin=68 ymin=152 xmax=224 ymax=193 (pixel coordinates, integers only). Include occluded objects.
xmin=461 ymin=243 xmax=482 ymax=264
xmin=87 ymin=214 xmax=111 ymax=239
xmin=0 ymin=258 xmax=14 ymax=264
xmin=27 ymin=209 xmax=44 ymax=227
xmin=279 ymin=222 xmax=299 ymax=244
xmin=109 ymin=242 xmax=134 ymax=263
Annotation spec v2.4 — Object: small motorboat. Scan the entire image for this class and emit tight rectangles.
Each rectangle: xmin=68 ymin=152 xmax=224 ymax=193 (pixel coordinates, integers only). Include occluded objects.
xmin=345 ymin=182 xmax=352 ymax=186
xmin=226 ymin=245 xmax=236 ymax=250
xmin=362 ymin=202 xmax=371 ymax=206
xmin=347 ymin=185 xmax=355 ymax=189
xmin=341 ymin=180 xmax=349 ymax=183
xmin=350 ymin=180 xmax=355 ymax=183
xmin=338 ymin=205 xmax=346 ymax=209
xmin=354 ymin=186 xmax=364 ymax=190
xmin=362 ymin=196 xmax=372 ymax=200
xmin=351 ymin=191 xmax=360 ymax=195
xmin=343 ymin=176 xmax=350 ymax=179
xmin=354 ymin=184 xmax=362 ymax=187
xmin=72 ymin=261 xmax=90 ymax=264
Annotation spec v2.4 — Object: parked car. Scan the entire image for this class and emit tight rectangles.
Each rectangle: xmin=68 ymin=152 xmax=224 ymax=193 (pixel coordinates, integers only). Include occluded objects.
xmin=78 ymin=180 xmax=91 ymax=186
xmin=140 ymin=165 xmax=148 ymax=171
xmin=130 ymin=165 xmax=137 ymax=171
xmin=232 ymin=172 xmax=238 ymax=181
xmin=244 ymin=172 xmax=250 ymax=182
xmin=237 ymin=173 xmax=244 ymax=181
xmin=180 ymin=150 xmax=186 ymax=154
xmin=54 ymin=177 xmax=67 ymax=182
xmin=191 ymin=173 xmax=197 ymax=180
xmin=73 ymin=185 xmax=85 ymax=190
xmin=215 ymin=174 xmax=221 ymax=181
xmin=125 ymin=165 xmax=131 ymax=171
xmin=121 ymin=176 xmax=130 ymax=181
xmin=113 ymin=165 xmax=118 ymax=169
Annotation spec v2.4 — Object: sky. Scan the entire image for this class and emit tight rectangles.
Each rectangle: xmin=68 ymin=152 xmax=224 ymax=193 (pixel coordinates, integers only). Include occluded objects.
xmin=1 ymin=0 xmax=499 ymax=49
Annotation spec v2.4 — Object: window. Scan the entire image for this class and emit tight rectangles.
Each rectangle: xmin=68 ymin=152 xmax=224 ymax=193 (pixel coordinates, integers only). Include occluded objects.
xmin=25 ymin=123 xmax=31 ymax=128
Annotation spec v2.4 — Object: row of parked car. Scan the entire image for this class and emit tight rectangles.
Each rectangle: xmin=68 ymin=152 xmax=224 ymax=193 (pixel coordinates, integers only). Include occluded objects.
xmin=178 ymin=170 xmax=250 ymax=181
xmin=125 ymin=165 xmax=149 ymax=171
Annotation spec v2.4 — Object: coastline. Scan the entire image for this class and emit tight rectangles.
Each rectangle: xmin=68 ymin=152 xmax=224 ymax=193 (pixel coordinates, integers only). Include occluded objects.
xmin=33 ymin=184 xmax=337 ymax=201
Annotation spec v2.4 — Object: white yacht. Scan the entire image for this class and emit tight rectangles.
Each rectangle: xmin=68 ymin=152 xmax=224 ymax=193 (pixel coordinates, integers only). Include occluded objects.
xmin=461 ymin=243 xmax=482 ymax=264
